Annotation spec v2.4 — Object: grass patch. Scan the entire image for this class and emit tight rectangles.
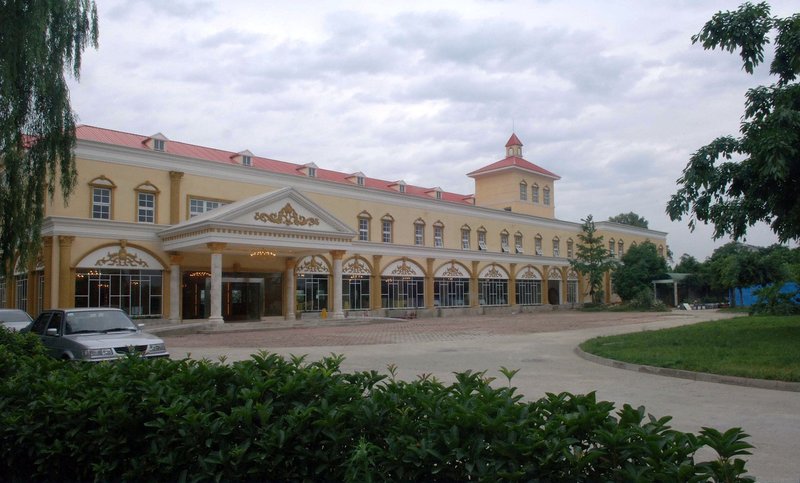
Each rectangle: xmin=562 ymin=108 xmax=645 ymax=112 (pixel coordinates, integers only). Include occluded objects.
xmin=580 ymin=315 xmax=800 ymax=382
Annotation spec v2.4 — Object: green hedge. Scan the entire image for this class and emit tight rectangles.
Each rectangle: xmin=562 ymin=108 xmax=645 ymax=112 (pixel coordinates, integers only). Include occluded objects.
xmin=0 ymin=329 xmax=753 ymax=482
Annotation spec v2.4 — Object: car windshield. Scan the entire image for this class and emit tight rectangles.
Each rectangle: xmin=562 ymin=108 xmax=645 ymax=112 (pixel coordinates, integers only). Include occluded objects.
xmin=0 ymin=311 xmax=31 ymax=323
xmin=65 ymin=311 xmax=137 ymax=335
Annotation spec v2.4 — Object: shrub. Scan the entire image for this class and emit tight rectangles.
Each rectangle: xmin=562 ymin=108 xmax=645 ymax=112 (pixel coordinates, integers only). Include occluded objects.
xmin=0 ymin=347 xmax=753 ymax=482
xmin=751 ymin=283 xmax=800 ymax=316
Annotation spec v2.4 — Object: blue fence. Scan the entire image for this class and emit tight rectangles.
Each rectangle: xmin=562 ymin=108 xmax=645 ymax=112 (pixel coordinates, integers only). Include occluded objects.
xmin=729 ymin=282 xmax=800 ymax=307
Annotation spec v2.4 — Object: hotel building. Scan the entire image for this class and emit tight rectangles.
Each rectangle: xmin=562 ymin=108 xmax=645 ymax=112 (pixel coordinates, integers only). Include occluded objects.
xmin=0 ymin=127 xmax=668 ymax=323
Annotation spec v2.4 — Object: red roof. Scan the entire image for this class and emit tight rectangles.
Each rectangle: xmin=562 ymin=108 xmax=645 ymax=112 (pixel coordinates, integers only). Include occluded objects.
xmin=74 ymin=125 xmax=474 ymax=204
xmin=467 ymin=155 xmax=560 ymax=180
xmin=505 ymin=133 xmax=522 ymax=147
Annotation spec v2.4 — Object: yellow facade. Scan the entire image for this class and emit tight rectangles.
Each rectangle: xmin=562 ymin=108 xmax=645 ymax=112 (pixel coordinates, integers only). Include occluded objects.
xmin=0 ymin=127 xmax=669 ymax=323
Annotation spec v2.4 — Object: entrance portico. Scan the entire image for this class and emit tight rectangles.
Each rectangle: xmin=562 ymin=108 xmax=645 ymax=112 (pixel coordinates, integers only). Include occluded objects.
xmin=158 ymin=187 xmax=356 ymax=322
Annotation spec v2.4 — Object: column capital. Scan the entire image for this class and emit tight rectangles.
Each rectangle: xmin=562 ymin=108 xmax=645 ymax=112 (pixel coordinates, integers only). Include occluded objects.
xmin=206 ymin=242 xmax=227 ymax=253
xmin=59 ymin=235 xmax=75 ymax=247
xmin=330 ymin=250 xmax=346 ymax=260
xmin=42 ymin=236 xmax=54 ymax=248
xmin=169 ymin=170 xmax=185 ymax=181
xmin=285 ymin=257 xmax=297 ymax=270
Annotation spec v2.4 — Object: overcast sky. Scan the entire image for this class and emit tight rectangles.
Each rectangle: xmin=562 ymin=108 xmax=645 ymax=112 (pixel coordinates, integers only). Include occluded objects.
xmin=67 ymin=0 xmax=798 ymax=262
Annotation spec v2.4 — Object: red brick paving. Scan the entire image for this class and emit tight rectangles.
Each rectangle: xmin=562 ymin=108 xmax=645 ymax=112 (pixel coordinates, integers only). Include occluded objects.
xmin=163 ymin=310 xmax=673 ymax=348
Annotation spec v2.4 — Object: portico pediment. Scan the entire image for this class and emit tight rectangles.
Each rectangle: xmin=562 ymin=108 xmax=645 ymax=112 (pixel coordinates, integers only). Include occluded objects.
xmin=159 ymin=187 xmax=355 ymax=251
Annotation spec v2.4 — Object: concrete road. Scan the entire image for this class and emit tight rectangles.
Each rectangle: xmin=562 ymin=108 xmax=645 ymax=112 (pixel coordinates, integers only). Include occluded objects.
xmin=165 ymin=311 xmax=800 ymax=482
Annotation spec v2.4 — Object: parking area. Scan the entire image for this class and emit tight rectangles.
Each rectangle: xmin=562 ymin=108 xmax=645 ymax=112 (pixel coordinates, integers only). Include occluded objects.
xmin=164 ymin=310 xmax=800 ymax=482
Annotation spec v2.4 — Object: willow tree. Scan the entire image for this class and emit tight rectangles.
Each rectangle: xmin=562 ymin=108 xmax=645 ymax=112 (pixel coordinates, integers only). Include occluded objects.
xmin=570 ymin=215 xmax=617 ymax=304
xmin=0 ymin=0 xmax=98 ymax=277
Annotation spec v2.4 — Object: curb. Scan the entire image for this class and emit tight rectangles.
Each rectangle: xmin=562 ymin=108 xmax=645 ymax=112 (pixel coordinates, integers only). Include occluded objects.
xmin=574 ymin=346 xmax=800 ymax=393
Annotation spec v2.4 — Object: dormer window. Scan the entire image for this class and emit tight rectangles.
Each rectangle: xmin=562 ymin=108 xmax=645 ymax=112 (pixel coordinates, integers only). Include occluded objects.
xmin=436 ymin=190 xmax=442 ymax=200
xmin=308 ymin=167 xmax=316 ymax=178
xmin=242 ymin=155 xmax=252 ymax=166
xmin=145 ymin=133 xmax=169 ymax=152
xmin=154 ymin=139 xmax=165 ymax=151
xmin=399 ymin=184 xmax=406 ymax=193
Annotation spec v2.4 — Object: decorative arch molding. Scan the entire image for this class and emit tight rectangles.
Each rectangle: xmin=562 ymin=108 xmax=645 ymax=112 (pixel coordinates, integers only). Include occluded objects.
xmin=343 ymin=256 xmax=372 ymax=276
xmin=295 ymin=255 xmax=331 ymax=275
xmin=135 ymin=181 xmax=160 ymax=193
xmin=75 ymin=241 xmax=167 ymax=269
xmin=567 ymin=269 xmax=579 ymax=280
xmin=479 ymin=263 xmax=509 ymax=280
xmin=357 ymin=210 xmax=372 ymax=220
xmin=516 ymin=264 xmax=542 ymax=280
xmin=548 ymin=267 xmax=563 ymax=281
xmin=88 ymin=175 xmax=116 ymax=188
xmin=434 ymin=260 xmax=470 ymax=279
xmin=381 ymin=258 xmax=425 ymax=277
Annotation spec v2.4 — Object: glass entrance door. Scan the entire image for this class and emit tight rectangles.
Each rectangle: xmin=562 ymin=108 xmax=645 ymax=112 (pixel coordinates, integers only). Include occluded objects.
xmin=223 ymin=278 xmax=263 ymax=321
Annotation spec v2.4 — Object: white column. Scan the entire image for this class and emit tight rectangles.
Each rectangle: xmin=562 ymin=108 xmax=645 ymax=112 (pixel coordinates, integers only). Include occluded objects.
xmin=285 ymin=258 xmax=296 ymax=320
xmin=207 ymin=243 xmax=226 ymax=324
xmin=169 ymin=253 xmax=183 ymax=323
xmin=331 ymin=250 xmax=345 ymax=319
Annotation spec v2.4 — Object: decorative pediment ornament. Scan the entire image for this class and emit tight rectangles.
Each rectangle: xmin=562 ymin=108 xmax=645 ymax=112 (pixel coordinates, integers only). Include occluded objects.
xmin=254 ymin=203 xmax=320 ymax=227
xmin=548 ymin=267 xmax=563 ymax=280
xmin=484 ymin=265 xmax=504 ymax=279
xmin=296 ymin=256 xmax=329 ymax=274
xmin=391 ymin=260 xmax=418 ymax=276
xmin=518 ymin=266 xmax=541 ymax=280
xmin=343 ymin=258 xmax=371 ymax=275
xmin=95 ymin=241 xmax=149 ymax=268
xmin=567 ymin=269 xmax=579 ymax=280
xmin=441 ymin=262 xmax=465 ymax=278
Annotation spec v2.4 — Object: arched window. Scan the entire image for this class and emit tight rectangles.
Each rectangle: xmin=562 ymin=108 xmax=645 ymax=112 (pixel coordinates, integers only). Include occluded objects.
xmin=381 ymin=214 xmax=394 ymax=243
xmin=357 ymin=211 xmax=371 ymax=241
xmin=532 ymin=184 xmax=540 ymax=203
xmin=413 ymin=218 xmax=425 ymax=246
xmin=552 ymin=236 xmax=560 ymax=257
xmin=461 ymin=225 xmax=471 ymax=250
xmin=519 ymin=180 xmax=528 ymax=201
xmin=543 ymin=186 xmax=551 ymax=205
xmin=433 ymin=221 xmax=444 ymax=248
xmin=534 ymin=234 xmax=543 ymax=256
xmin=89 ymin=176 xmax=116 ymax=220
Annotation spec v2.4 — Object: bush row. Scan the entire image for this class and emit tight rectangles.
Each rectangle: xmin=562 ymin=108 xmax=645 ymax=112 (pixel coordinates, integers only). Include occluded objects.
xmin=0 ymin=329 xmax=753 ymax=482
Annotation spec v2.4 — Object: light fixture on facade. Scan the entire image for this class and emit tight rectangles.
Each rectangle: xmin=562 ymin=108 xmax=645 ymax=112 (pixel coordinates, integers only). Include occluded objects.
xmin=249 ymin=249 xmax=276 ymax=258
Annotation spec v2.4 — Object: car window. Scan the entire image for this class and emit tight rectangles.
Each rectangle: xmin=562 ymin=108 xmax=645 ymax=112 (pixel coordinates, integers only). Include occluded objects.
xmin=30 ymin=313 xmax=52 ymax=335
xmin=65 ymin=310 xmax=136 ymax=334
xmin=0 ymin=310 xmax=31 ymax=322
xmin=46 ymin=313 xmax=63 ymax=336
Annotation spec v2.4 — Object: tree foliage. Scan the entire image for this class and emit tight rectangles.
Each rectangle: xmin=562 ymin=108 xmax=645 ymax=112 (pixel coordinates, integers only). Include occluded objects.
xmin=570 ymin=215 xmax=617 ymax=304
xmin=607 ymin=212 xmax=649 ymax=229
xmin=0 ymin=0 xmax=98 ymax=276
xmin=612 ymin=241 xmax=669 ymax=302
xmin=667 ymin=2 xmax=800 ymax=243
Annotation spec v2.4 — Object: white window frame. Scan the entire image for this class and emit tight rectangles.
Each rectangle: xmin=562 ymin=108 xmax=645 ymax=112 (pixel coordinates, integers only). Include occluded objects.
xmin=358 ymin=217 xmax=370 ymax=241
xmin=501 ymin=233 xmax=510 ymax=253
xmin=92 ymin=187 xmax=111 ymax=220
xmin=382 ymin=220 xmax=392 ymax=243
xmin=137 ymin=192 xmax=155 ymax=224
xmin=461 ymin=228 xmax=470 ymax=250
xmin=414 ymin=222 xmax=425 ymax=246
xmin=434 ymin=225 xmax=444 ymax=248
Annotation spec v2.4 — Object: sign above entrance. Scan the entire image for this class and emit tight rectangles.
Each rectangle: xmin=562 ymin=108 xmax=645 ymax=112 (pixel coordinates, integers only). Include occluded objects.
xmin=254 ymin=203 xmax=320 ymax=227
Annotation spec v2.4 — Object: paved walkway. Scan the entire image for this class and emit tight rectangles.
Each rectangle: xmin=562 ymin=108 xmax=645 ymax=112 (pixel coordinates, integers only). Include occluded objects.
xmin=163 ymin=310 xmax=800 ymax=482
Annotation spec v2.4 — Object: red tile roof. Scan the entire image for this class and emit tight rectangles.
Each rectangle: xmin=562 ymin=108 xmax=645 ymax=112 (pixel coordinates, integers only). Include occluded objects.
xmin=505 ymin=133 xmax=522 ymax=147
xmin=467 ymin=155 xmax=560 ymax=180
xmin=74 ymin=125 xmax=474 ymax=204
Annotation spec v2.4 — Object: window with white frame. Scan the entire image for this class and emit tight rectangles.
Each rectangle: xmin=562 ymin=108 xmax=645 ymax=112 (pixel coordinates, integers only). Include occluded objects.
xmin=535 ymin=236 xmax=543 ymax=256
xmin=15 ymin=274 xmax=27 ymax=310
xmin=433 ymin=223 xmax=444 ymax=248
xmin=478 ymin=229 xmax=487 ymax=250
xmin=357 ymin=176 xmax=365 ymax=186
xmin=609 ymin=239 xmax=616 ymax=257
xmin=153 ymin=138 xmax=165 ymax=151
xmin=308 ymin=166 xmax=317 ymax=178
xmin=242 ymin=155 xmax=252 ymax=166
xmin=461 ymin=227 xmax=470 ymax=249
xmin=382 ymin=217 xmax=393 ymax=243
xmin=500 ymin=232 xmax=510 ymax=252
xmin=567 ymin=239 xmax=574 ymax=258
xmin=553 ymin=237 xmax=560 ymax=257
xmin=137 ymin=192 xmax=155 ymax=223
xmin=543 ymin=186 xmax=551 ymax=205
xmin=532 ymin=184 xmax=539 ymax=203
xmin=618 ymin=240 xmax=624 ymax=257
xmin=189 ymin=197 xmax=226 ymax=218
xmin=514 ymin=233 xmax=523 ymax=253
xmin=358 ymin=216 xmax=370 ymax=241
xmin=414 ymin=220 xmax=425 ymax=246
xmin=92 ymin=187 xmax=111 ymax=219
xmin=519 ymin=181 xmax=527 ymax=201
xmin=516 ymin=279 xmax=542 ymax=305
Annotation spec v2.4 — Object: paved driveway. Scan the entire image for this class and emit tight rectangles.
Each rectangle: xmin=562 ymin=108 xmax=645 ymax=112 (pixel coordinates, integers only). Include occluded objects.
xmin=164 ymin=310 xmax=800 ymax=482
